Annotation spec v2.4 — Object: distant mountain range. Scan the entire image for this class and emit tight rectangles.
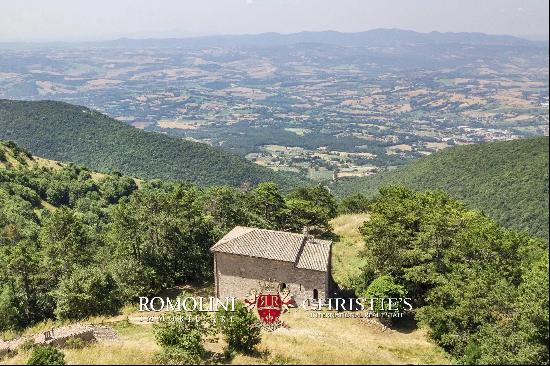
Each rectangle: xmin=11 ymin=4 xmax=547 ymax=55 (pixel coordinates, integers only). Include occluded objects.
xmin=1 ymin=29 xmax=546 ymax=49
xmin=333 ymin=137 xmax=550 ymax=238
xmin=0 ymin=99 xmax=307 ymax=190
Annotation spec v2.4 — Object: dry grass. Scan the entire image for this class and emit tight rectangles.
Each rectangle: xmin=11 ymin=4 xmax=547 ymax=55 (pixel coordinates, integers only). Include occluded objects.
xmin=1 ymin=323 xmax=159 ymax=365
xmin=330 ymin=214 xmax=370 ymax=289
xmin=234 ymin=310 xmax=450 ymax=365
xmin=64 ymin=323 xmax=159 ymax=365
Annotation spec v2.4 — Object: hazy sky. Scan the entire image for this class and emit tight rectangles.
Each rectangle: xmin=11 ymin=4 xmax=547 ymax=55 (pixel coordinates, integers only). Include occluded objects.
xmin=0 ymin=0 xmax=548 ymax=42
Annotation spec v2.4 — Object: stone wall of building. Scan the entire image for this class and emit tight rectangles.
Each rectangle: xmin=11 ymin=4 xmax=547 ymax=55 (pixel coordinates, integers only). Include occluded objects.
xmin=214 ymin=252 xmax=328 ymax=304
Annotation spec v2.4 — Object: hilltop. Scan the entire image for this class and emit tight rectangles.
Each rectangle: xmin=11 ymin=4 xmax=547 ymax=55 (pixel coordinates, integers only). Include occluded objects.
xmin=333 ymin=137 xmax=549 ymax=238
xmin=0 ymin=100 xmax=307 ymax=190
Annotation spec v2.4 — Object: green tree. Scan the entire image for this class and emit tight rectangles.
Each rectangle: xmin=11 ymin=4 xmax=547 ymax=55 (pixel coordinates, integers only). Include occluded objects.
xmin=364 ymin=275 xmax=407 ymax=315
xmin=98 ymin=174 xmax=137 ymax=204
xmin=0 ymin=190 xmax=47 ymax=330
xmin=282 ymin=186 xmax=337 ymax=236
xmin=108 ymin=184 xmax=216 ymax=291
xmin=249 ymin=182 xmax=285 ymax=229
xmin=53 ymin=266 xmax=121 ymax=321
xmin=463 ymin=252 xmax=549 ymax=365
xmin=287 ymin=186 xmax=337 ymax=218
xmin=202 ymin=186 xmax=250 ymax=231
xmin=339 ymin=193 xmax=369 ymax=214
xmin=39 ymin=207 xmax=94 ymax=279
xmin=358 ymin=186 xmax=548 ymax=361
xmin=45 ymin=180 xmax=70 ymax=206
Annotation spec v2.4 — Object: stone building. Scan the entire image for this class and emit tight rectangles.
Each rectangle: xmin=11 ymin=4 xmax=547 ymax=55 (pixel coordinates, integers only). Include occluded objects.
xmin=210 ymin=226 xmax=333 ymax=304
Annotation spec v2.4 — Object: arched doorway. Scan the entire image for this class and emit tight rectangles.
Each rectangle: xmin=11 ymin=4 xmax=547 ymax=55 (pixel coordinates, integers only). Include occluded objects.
xmin=313 ymin=289 xmax=319 ymax=301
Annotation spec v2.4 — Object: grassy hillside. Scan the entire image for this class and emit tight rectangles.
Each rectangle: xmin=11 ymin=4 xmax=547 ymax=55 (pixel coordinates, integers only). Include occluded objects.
xmin=0 ymin=99 xmax=307 ymax=190
xmin=333 ymin=137 xmax=549 ymax=238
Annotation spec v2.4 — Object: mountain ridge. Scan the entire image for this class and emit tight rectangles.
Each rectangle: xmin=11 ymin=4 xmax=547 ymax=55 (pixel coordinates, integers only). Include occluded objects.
xmin=1 ymin=28 xmax=546 ymax=49
xmin=0 ymin=99 xmax=307 ymax=190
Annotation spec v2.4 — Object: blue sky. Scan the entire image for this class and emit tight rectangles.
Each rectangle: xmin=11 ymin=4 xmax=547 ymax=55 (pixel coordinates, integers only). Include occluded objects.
xmin=0 ymin=0 xmax=548 ymax=42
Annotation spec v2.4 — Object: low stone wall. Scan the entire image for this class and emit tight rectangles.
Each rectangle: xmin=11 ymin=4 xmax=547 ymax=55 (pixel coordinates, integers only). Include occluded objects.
xmin=0 ymin=324 xmax=118 ymax=358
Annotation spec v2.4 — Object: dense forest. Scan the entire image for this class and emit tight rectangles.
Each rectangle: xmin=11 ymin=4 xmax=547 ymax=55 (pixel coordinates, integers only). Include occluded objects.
xmin=334 ymin=137 xmax=550 ymax=238
xmin=0 ymin=99 xmax=307 ymax=190
xmin=354 ymin=186 xmax=548 ymax=364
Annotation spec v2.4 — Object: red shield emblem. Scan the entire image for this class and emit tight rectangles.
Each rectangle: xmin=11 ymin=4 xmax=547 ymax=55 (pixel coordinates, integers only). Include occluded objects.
xmin=256 ymin=292 xmax=282 ymax=324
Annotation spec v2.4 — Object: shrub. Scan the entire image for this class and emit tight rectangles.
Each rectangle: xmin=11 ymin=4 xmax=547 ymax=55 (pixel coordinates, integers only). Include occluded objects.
xmin=153 ymin=315 xmax=206 ymax=364
xmin=339 ymin=193 xmax=369 ymax=214
xmin=20 ymin=339 xmax=36 ymax=352
xmin=108 ymin=257 xmax=159 ymax=302
xmin=64 ymin=336 xmax=86 ymax=349
xmin=218 ymin=302 xmax=261 ymax=355
xmin=26 ymin=345 xmax=65 ymax=365
xmin=364 ymin=275 xmax=408 ymax=316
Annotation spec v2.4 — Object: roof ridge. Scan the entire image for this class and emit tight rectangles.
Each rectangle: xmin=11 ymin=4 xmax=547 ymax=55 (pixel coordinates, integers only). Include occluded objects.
xmin=294 ymin=234 xmax=308 ymax=268
xmin=248 ymin=226 xmax=306 ymax=237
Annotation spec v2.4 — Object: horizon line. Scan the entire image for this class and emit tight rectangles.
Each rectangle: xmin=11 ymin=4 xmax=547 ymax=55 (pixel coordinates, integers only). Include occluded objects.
xmin=0 ymin=28 xmax=548 ymax=45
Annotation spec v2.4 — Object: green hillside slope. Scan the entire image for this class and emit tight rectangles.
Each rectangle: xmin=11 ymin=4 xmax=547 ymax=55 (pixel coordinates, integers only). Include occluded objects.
xmin=0 ymin=99 xmax=307 ymax=189
xmin=333 ymin=137 xmax=549 ymax=238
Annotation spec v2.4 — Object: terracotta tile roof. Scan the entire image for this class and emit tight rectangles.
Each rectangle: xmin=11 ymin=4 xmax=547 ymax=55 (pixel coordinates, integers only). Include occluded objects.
xmin=210 ymin=226 xmax=331 ymax=272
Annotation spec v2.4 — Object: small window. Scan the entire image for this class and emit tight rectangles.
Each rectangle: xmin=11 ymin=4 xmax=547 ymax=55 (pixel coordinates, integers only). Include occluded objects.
xmin=313 ymin=289 xmax=319 ymax=300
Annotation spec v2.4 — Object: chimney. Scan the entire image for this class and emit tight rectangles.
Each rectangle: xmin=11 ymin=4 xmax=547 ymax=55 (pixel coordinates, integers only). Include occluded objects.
xmin=302 ymin=226 xmax=314 ymax=241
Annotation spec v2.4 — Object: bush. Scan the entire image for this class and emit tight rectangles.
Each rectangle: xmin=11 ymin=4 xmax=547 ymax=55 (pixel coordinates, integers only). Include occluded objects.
xmin=153 ymin=315 xmax=206 ymax=364
xmin=218 ymin=302 xmax=261 ymax=355
xmin=364 ymin=275 xmax=408 ymax=316
xmin=26 ymin=345 xmax=65 ymax=365
xmin=53 ymin=267 xmax=122 ymax=321
xmin=155 ymin=347 xmax=201 ymax=365
xmin=64 ymin=337 xmax=86 ymax=349
xmin=45 ymin=181 xmax=70 ymax=206
xmin=20 ymin=339 xmax=36 ymax=352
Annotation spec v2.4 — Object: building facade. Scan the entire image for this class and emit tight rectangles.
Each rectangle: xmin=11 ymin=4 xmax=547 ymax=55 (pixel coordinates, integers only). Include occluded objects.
xmin=210 ymin=226 xmax=333 ymax=304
